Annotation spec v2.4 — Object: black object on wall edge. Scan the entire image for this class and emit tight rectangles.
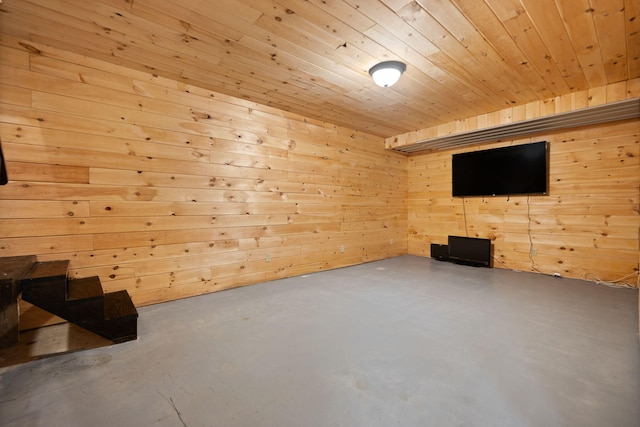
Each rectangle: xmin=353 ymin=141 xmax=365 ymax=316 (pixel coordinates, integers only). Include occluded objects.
xmin=0 ymin=142 xmax=7 ymax=185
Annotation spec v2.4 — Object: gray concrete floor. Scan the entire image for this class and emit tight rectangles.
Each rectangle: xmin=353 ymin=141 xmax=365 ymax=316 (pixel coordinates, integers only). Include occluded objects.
xmin=0 ymin=255 xmax=638 ymax=427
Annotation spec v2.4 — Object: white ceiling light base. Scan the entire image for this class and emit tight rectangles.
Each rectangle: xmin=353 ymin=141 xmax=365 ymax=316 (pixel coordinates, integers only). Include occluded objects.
xmin=369 ymin=61 xmax=406 ymax=87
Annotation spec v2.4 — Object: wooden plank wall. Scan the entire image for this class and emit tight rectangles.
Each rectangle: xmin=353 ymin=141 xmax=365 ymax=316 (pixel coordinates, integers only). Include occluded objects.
xmin=404 ymin=114 xmax=639 ymax=285
xmin=0 ymin=39 xmax=408 ymax=320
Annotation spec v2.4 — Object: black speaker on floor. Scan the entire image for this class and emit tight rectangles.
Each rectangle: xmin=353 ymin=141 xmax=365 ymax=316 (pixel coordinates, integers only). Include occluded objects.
xmin=430 ymin=244 xmax=449 ymax=261
xmin=448 ymin=236 xmax=492 ymax=267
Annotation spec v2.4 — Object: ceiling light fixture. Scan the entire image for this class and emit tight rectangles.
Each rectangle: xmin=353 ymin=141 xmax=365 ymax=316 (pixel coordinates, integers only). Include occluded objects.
xmin=368 ymin=61 xmax=406 ymax=87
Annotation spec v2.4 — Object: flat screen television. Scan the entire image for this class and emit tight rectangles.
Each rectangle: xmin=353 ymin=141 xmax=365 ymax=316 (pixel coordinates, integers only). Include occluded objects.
xmin=452 ymin=141 xmax=548 ymax=197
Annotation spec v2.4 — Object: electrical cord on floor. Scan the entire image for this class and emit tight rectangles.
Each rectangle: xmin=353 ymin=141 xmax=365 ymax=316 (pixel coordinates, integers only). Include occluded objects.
xmin=583 ymin=272 xmax=639 ymax=289
xmin=527 ymin=195 xmax=543 ymax=274
xmin=462 ymin=196 xmax=469 ymax=237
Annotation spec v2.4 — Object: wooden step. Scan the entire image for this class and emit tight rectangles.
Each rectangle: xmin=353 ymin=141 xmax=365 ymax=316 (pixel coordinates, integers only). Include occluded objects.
xmin=83 ymin=290 xmax=138 ymax=343
xmin=104 ymin=290 xmax=138 ymax=321
xmin=66 ymin=276 xmax=105 ymax=323
xmin=67 ymin=276 xmax=104 ymax=302
xmin=13 ymin=258 xmax=138 ymax=345
xmin=20 ymin=260 xmax=70 ymax=313
xmin=0 ymin=255 xmax=37 ymax=286
xmin=1 ymin=255 xmax=36 ymax=306
xmin=22 ymin=260 xmax=69 ymax=283
xmin=1 ymin=255 xmax=37 ymax=348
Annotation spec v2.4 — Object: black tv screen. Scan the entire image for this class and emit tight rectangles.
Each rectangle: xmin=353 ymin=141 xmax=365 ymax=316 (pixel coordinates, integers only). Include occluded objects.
xmin=452 ymin=141 xmax=548 ymax=197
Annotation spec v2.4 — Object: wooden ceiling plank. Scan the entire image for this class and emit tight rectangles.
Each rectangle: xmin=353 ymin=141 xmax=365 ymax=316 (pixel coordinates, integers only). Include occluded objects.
xmin=127 ymin=2 xmax=340 ymax=110
xmin=175 ymin=68 xmax=332 ymax=119
xmin=301 ymin=0 xmax=377 ymax=33
xmin=250 ymin=0 xmax=403 ymax=82
xmin=172 ymin=0 xmax=264 ymax=27
xmin=483 ymin=0 xmax=572 ymax=96
xmin=343 ymin=0 xmax=441 ymax=57
xmin=226 ymin=34 xmax=364 ymax=95
xmin=24 ymin=30 xmax=202 ymax=88
xmin=176 ymin=63 xmax=409 ymax=136
xmin=322 ymin=18 xmax=486 ymax=121
xmin=250 ymin=15 xmax=370 ymax=89
xmin=518 ymin=0 xmax=588 ymax=91
xmin=225 ymin=27 xmax=444 ymax=131
xmin=172 ymin=46 xmax=347 ymax=106
xmin=64 ymin=1 xmax=229 ymax=66
xmin=362 ymin=25 xmax=499 ymax=113
xmin=140 ymin=0 xmax=370 ymax=103
xmin=625 ymin=0 xmax=640 ymax=79
xmin=398 ymin=1 xmax=518 ymax=99
xmin=124 ymin=11 xmax=350 ymax=102
xmin=250 ymin=0 xmax=349 ymax=50
xmin=100 ymin=0 xmax=133 ymax=11
xmin=22 ymin=0 xmax=227 ymax=72
xmin=450 ymin=0 xmax=555 ymax=100
xmin=132 ymin=2 xmax=293 ymax=88
xmin=131 ymin=0 xmax=245 ymax=42
xmin=590 ymin=0 xmax=628 ymax=83
xmin=393 ymin=2 xmax=537 ymax=112
xmin=3 ymin=3 xmax=225 ymax=83
xmin=248 ymin=2 xmax=450 ymax=118
xmin=554 ymin=0 xmax=608 ymax=87
xmin=409 ymin=0 xmax=541 ymax=102
xmin=30 ymin=55 xmax=134 ymax=94
xmin=0 ymin=13 xmax=139 ymax=72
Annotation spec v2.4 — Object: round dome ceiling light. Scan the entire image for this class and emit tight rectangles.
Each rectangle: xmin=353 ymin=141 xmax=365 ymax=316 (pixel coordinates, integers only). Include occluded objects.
xmin=368 ymin=61 xmax=406 ymax=87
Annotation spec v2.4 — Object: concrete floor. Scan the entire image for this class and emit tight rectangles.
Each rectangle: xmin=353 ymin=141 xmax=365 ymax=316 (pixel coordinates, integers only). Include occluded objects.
xmin=0 ymin=255 xmax=638 ymax=427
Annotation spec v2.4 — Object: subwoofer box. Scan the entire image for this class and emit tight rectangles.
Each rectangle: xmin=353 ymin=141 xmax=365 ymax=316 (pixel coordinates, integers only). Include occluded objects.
xmin=430 ymin=244 xmax=449 ymax=261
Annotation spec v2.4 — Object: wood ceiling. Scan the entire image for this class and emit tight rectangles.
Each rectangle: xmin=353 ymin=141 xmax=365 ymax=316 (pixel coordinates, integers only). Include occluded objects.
xmin=1 ymin=0 xmax=639 ymax=138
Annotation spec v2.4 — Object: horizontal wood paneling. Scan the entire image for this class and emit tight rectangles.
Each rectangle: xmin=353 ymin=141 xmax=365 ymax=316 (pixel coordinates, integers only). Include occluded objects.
xmin=0 ymin=42 xmax=408 ymax=317
xmin=407 ymin=119 xmax=639 ymax=286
